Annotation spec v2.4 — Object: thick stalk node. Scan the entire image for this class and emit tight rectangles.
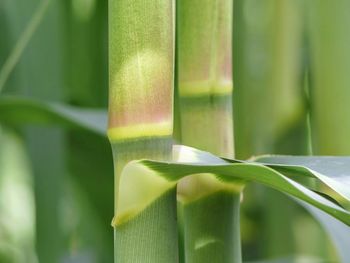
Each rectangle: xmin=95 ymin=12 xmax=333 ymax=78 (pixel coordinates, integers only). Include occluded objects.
xmin=110 ymin=137 xmax=178 ymax=263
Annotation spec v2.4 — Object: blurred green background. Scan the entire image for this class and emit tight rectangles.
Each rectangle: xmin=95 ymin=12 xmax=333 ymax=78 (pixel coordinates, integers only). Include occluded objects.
xmin=1 ymin=0 xmax=349 ymax=262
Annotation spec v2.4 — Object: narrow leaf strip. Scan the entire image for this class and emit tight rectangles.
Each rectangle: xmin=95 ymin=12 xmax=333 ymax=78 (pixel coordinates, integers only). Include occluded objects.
xmin=297 ymin=200 xmax=350 ymax=263
xmin=0 ymin=0 xmax=52 ymax=92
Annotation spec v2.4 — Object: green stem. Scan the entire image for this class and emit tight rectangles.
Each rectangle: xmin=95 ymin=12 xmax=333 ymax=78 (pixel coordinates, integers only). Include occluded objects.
xmin=176 ymin=1 xmax=241 ymax=262
xmin=111 ymin=138 xmax=178 ymax=263
xmin=307 ymin=0 xmax=350 ymax=155
xmin=114 ymin=189 xmax=178 ymax=263
xmin=26 ymin=128 xmax=65 ymax=263
xmin=183 ymin=192 xmax=241 ymax=263
xmin=233 ymin=0 xmax=306 ymax=159
xmin=109 ymin=0 xmax=176 ymax=261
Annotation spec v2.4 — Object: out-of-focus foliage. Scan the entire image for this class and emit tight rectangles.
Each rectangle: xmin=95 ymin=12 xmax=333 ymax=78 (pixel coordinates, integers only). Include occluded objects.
xmin=233 ymin=0 xmax=350 ymax=261
xmin=1 ymin=0 xmax=111 ymax=262
xmin=0 ymin=128 xmax=36 ymax=262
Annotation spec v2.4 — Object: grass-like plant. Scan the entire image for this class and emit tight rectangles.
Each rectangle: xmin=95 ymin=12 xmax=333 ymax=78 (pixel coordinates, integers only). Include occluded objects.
xmin=108 ymin=0 xmax=177 ymax=262
xmin=107 ymin=1 xmax=350 ymax=263
xmin=176 ymin=1 xmax=241 ymax=262
xmin=1 ymin=0 xmax=350 ymax=262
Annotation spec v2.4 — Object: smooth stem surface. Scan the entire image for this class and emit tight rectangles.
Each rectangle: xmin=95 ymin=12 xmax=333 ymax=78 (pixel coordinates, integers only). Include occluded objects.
xmin=233 ymin=0 xmax=306 ymax=159
xmin=176 ymin=1 xmax=241 ymax=262
xmin=308 ymin=0 xmax=350 ymax=155
xmin=183 ymin=192 xmax=241 ymax=263
xmin=178 ymin=94 xmax=234 ymax=157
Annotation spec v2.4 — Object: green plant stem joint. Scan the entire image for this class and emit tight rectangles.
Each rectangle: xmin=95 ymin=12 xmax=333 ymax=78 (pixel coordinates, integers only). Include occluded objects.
xmin=110 ymin=137 xmax=178 ymax=263
xmin=114 ymin=189 xmax=178 ymax=263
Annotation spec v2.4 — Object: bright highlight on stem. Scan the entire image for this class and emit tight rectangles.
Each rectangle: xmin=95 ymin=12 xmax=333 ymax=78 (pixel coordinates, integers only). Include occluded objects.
xmin=108 ymin=0 xmax=176 ymax=262
xmin=108 ymin=0 xmax=174 ymax=142
xmin=177 ymin=0 xmax=234 ymax=157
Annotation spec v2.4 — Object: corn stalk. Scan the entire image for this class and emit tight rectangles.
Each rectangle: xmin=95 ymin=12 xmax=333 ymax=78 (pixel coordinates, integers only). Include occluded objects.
xmin=176 ymin=1 xmax=242 ymax=262
xmin=108 ymin=0 xmax=177 ymax=262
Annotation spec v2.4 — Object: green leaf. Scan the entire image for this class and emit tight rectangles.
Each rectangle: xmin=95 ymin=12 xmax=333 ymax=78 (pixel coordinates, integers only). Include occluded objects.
xmin=254 ymin=156 xmax=350 ymax=203
xmin=114 ymin=146 xmax=350 ymax=228
xmin=0 ymin=96 xmax=107 ymax=136
xmin=252 ymin=156 xmax=350 ymax=262
xmin=298 ymin=201 xmax=350 ymax=263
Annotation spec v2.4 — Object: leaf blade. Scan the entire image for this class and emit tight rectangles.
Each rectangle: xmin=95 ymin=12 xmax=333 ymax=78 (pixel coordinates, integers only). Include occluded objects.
xmin=254 ymin=156 xmax=350 ymax=202
xmin=0 ymin=96 xmax=107 ymax=135
xmin=115 ymin=146 xmax=350 ymax=227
